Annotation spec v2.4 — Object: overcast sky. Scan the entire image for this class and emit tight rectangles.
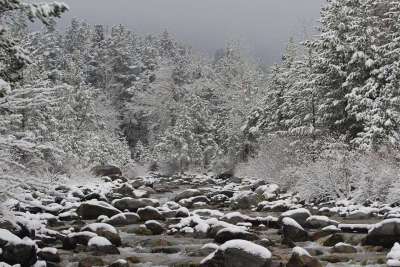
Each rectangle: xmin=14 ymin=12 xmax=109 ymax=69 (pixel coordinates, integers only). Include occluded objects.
xmin=56 ymin=0 xmax=325 ymax=65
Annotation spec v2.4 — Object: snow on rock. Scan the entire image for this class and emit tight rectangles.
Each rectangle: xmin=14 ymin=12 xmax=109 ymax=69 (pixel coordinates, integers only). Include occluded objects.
xmin=305 ymin=215 xmax=339 ymax=229
xmin=0 ymin=229 xmax=22 ymax=245
xmin=287 ymin=246 xmax=322 ymax=267
xmin=282 ymin=217 xmax=309 ymax=242
xmin=193 ymin=209 xmax=224 ymax=218
xmin=201 ymin=239 xmax=272 ymax=267
xmin=364 ymin=218 xmax=400 ymax=248
xmin=77 ymin=199 xmax=121 ymax=220
xmin=88 ymin=236 xmax=112 ymax=247
xmin=279 ymin=208 xmax=311 ymax=226
xmin=81 ymin=223 xmax=121 ymax=246
xmin=388 ymin=243 xmax=400 ymax=267
xmin=215 ymin=226 xmax=259 ymax=243
xmin=221 ymin=211 xmax=251 ymax=224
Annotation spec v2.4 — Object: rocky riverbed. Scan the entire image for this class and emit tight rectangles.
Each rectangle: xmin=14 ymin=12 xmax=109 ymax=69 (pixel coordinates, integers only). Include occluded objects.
xmin=1 ymin=169 xmax=399 ymax=267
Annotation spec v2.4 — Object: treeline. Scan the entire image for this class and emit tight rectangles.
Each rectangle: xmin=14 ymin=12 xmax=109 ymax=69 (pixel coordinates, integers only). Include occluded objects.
xmin=2 ymin=0 xmax=400 ymax=199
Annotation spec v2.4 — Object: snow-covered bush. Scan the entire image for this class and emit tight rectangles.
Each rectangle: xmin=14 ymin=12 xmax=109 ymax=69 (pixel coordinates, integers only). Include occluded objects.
xmin=292 ymin=145 xmax=399 ymax=203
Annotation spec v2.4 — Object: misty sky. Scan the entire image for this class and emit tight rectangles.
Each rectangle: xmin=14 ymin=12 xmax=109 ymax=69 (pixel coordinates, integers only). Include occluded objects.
xmin=56 ymin=0 xmax=325 ymax=65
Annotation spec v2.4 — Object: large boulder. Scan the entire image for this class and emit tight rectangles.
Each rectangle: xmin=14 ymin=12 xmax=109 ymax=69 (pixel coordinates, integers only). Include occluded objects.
xmin=200 ymin=239 xmax=272 ymax=267
xmin=363 ymin=219 xmax=400 ymax=248
xmin=91 ymin=165 xmax=122 ymax=177
xmin=0 ymin=230 xmax=37 ymax=267
xmin=279 ymin=208 xmax=311 ymax=226
xmin=77 ymin=200 xmax=121 ymax=220
xmin=112 ymin=197 xmax=159 ymax=212
xmin=286 ymin=247 xmax=322 ymax=267
xmin=81 ymin=223 xmax=121 ymax=246
xmin=282 ymin=217 xmax=309 ymax=243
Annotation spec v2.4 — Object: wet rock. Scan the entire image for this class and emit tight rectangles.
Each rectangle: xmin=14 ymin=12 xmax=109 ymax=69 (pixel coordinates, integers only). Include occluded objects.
xmin=145 ymin=220 xmax=165 ymax=235
xmin=339 ymin=223 xmax=371 ymax=234
xmin=37 ymin=247 xmax=60 ymax=263
xmin=332 ymin=242 xmax=357 ymax=253
xmin=1 ymin=234 xmax=37 ymax=267
xmin=279 ymin=208 xmax=311 ymax=226
xmin=282 ymin=217 xmax=309 ymax=242
xmin=112 ymin=197 xmax=159 ymax=212
xmin=321 ymin=233 xmax=345 ymax=247
xmin=137 ymin=206 xmax=165 ymax=221
xmin=88 ymin=236 xmax=120 ymax=255
xmin=58 ymin=210 xmax=79 ymax=221
xmin=215 ymin=228 xmax=259 ymax=244
xmin=81 ymin=223 xmax=121 ymax=246
xmin=363 ymin=219 xmax=400 ymax=248
xmin=91 ymin=165 xmax=122 ymax=177
xmin=103 ymin=214 xmax=129 ymax=226
xmin=77 ymin=200 xmax=121 ymax=220
xmin=286 ymin=246 xmax=322 ymax=267
xmin=200 ymin=239 xmax=272 ymax=267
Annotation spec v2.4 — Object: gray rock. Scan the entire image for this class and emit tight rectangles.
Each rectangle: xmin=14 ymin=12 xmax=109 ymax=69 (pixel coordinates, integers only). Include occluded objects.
xmin=112 ymin=197 xmax=159 ymax=212
xmin=282 ymin=217 xmax=309 ymax=242
xmin=77 ymin=200 xmax=121 ymax=220
xmin=215 ymin=228 xmax=259 ymax=244
xmin=363 ymin=219 xmax=400 ymax=248
xmin=137 ymin=206 xmax=165 ymax=221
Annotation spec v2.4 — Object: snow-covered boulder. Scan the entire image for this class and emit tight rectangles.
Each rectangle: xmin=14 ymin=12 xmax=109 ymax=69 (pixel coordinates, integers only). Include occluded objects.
xmin=200 ymin=239 xmax=272 ymax=267
xmin=103 ymin=212 xmax=140 ymax=226
xmin=279 ymin=208 xmax=311 ymax=226
xmin=0 ymin=229 xmax=37 ymax=267
xmin=387 ymin=242 xmax=400 ymax=267
xmin=88 ymin=236 xmax=119 ymax=255
xmin=286 ymin=246 xmax=322 ymax=267
xmin=282 ymin=217 xmax=309 ymax=242
xmin=77 ymin=199 xmax=121 ymax=220
xmin=81 ymin=223 xmax=121 ymax=246
xmin=364 ymin=219 xmax=400 ymax=248
xmin=112 ymin=197 xmax=159 ymax=212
